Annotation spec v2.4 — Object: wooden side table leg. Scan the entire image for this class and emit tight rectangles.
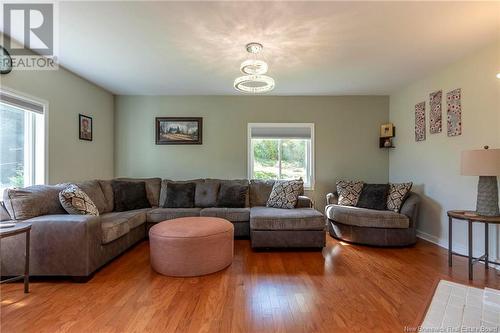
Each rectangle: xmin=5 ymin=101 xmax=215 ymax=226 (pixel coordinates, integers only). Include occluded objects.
xmin=24 ymin=230 xmax=30 ymax=293
xmin=448 ymin=217 xmax=453 ymax=267
xmin=468 ymin=220 xmax=473 ymax=280
xmin=485 ymin=222 xmax=489 ymax=270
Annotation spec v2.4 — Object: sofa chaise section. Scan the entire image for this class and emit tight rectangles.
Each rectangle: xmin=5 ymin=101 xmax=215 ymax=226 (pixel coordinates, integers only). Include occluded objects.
xmin=250 ymin=207 xmax=325 ymax=248
xmin=1 ymin=180 xmax=153 ymax=279
xmin=1 ymin=213 xmax=147 ymax=279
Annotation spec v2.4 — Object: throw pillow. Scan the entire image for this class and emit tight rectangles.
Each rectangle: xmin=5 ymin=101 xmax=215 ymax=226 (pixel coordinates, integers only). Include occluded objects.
xmin=266 ymin=180 xmax=304 ymax=209
xmin=387 ymin=182 xmax=413 ymax=212
xmin=336 ymin=180 xmax=364 ymax=206
xmin=194 ymin=182 xmax=220 ymax=208
xmin=111 ymin=180 xmax=151 ymax=212
xmin=164 ymin=182 xmax=196 ymax=208
xmin=59 ymin=184 xmax=99 ymax=216
xmin=356 ymin=184 xmax=390 ymax=210
xmin=216 ymin=183 xmax=248 ymax=208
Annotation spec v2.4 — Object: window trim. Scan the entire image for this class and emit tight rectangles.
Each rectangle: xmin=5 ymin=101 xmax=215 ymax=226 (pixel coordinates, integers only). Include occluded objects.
xmin=247 ymin=123 xmax=315 ymax=190
xmin=0 ymin=87 xmax=49 ymax=186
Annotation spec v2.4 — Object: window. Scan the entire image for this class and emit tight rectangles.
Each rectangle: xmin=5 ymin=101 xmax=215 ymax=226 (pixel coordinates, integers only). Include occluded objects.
xmin=248 ymin=123 xmax=314 ymax=189
xmin=0 ymin=90 xmax=46 ymax=194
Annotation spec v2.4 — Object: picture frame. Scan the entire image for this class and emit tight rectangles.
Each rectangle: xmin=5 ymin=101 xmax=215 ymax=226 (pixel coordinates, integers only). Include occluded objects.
xmin=380 ymin=123 xmax=395 ymax=138
xmin=79 ymin=114 xmax=93 ymax=141
xmin=155 ymin=117 xmax=203 ymax=145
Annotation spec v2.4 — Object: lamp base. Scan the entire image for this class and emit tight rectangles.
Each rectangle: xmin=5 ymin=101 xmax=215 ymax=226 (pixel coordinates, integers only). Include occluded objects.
xmin=476 ymin=176 xmax=500 ymax=216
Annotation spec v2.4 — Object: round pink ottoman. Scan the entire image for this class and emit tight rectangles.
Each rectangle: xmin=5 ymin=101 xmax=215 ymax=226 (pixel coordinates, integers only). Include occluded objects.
xmin=149 ymin=217 xmax=234 ymax=277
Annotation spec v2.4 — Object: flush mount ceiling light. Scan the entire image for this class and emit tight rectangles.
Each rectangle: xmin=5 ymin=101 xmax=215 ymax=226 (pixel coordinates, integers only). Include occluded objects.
xmin=234 ymin=42 xmax=275 ymax=93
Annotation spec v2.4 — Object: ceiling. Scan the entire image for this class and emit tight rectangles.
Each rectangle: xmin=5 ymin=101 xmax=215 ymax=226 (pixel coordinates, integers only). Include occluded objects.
xmin=5 ymin=1 xmax=500 ymax=95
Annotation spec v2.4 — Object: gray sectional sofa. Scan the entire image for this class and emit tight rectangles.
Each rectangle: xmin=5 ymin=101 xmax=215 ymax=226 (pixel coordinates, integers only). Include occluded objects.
xmin=1 ymin=178 xmax=325 ymax=280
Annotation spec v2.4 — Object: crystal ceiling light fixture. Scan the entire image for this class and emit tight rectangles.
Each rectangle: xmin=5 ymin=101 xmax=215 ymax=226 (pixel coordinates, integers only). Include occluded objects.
xmin=234 ymin=42 xmax=275 ymax=93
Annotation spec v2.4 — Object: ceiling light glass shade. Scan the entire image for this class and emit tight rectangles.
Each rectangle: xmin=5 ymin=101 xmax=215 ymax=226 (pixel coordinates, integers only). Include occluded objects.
xmin=234 ymin=75 xmax=275 ymax=93
xmin=496 ymin=73 xmax=500 ymax=79
xmin=240 ymin=59 xmax=268 ymax=75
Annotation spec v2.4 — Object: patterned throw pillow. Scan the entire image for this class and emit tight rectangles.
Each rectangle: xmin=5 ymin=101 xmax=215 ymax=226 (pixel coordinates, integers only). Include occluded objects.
xmin=59 ymin=184 xmax=99 ymax=216
xmin=266 ymin=180 xmax=304 ymax=209
xmin=386 ymin=182 xmax=413 ymax=212
xmin=336 ymin=180 xmax=364 ymax=206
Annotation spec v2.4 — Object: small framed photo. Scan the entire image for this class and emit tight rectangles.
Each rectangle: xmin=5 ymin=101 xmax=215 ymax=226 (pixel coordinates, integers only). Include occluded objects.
xmin=79 ymin=114 xmax=93 ymax=141
xmin=155 ymin=117 xmax=203 ymax=145
xmin=380 ymin=123 xmax=394 ymax=138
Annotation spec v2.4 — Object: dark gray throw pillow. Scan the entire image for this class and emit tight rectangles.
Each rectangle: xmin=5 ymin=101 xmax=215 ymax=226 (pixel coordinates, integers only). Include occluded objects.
xmin=111 ymin=180 xmax=151 ymax=212
xmin=216 ymin=184 xmax=248 ymax=208
xmin=356 ymin=184 xmax=390 ymax=210
xmin=164 ymin=182 xmax=196 ymax=208
xmin=194 ymin=182 xmax=219 ymax=208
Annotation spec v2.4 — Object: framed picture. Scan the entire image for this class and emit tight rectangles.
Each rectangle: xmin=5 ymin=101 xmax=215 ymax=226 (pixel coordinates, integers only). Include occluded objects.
xmin=79 ymin=114 xmax=93 ymax=141
xmin=380 ymin=123 xmax=394 ymax=138
xmin=155 ymin=117 xmax=202 ymax=145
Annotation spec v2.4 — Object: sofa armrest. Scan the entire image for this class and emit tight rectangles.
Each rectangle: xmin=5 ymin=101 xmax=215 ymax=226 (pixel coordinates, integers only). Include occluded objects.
xmin=326 ymin=192 xmax=339 ymax=206
xmin=399 ymin=193 xmax=420 ymax=228
xmin=0 ymin=214 xmax=101 ymax=277
xmin=296 ymin=196 xmax=313 ymax=208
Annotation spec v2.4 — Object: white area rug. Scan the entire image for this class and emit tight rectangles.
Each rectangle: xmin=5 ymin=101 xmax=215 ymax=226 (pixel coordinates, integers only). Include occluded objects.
xmin=422 ymin=280 xmax=500 ymax=331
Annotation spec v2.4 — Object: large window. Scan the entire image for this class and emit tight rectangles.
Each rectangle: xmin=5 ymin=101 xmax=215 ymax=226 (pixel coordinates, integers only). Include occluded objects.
xmin=248 ymin=123 xmax=314 ymax=189
xmin=0 ymin=90 xmax=46 ymax=194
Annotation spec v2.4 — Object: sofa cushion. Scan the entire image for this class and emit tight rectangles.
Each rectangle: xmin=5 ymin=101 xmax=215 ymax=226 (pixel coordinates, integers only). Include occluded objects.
xmin=98 ymin=180 xmax=114 ymax=213
xmin=387 ymin=182 xmax=413 ymax=213
xmin=159 ymin=179 xmax=204 ymax=207
xmin=146 ymin=207 xmax=202 ymax=223
xmin=336 ymin=180 xmax=364 ymax=206
xmin=250 ymin=207 xmax=324 ymax=231
xmin=200 ymin=207 xmax=250 ymax=222
xmin=59 ymin=184 xmax=100 ymax=216
xmin=115 ymin=177 xmax=161 ymax=207
xmin=100 ymin=209 xmax=148 ymax=236
xmin=216 ymin=183 xmax=248 ymax=208
xmin=164 ymin=182 xmax=196 ymax=208
xmin=74 ymin=180 xmax=108 ymax=214
xmin=101 ymin=214 xmax=131 ymax=244
xmin=206 ymin=179 xmax=250 ymax=207
xmin=266 ymin=180 xmax=303 ymax=209
xmin=356 ymin=184 xmax=389 ymax=211
xmin=195 ymin=182 xmax=219 ymax=208
xmin=112 ymin=180 xmax=151 ymax=212
xmin=3 ymin=184 xmax=67 ymax=220
xmin=325 ymin=204 xmax=409 ymax=229
xmin=249 ymin=179 xmax=275 ymax=207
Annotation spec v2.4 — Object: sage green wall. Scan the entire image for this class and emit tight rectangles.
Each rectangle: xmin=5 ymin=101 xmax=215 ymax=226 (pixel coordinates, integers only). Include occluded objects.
xmin=1 ymin=59 xmax=115 ymax=184
xmin=114 ymin=96 xmax=390 ymax=206
xmin=389 ymin=41 xmax=500 ymax=257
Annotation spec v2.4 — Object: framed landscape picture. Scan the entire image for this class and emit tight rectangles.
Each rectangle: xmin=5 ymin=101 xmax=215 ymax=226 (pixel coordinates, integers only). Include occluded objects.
xmin=155 ymin=117 xmax=203 ymax=145
xmin=79 ymin=114 xmax=93 ymax=141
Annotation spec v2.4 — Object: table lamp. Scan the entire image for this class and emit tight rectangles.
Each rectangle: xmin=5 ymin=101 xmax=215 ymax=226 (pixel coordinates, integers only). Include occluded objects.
xmin=461 ymin=146 xmax=500 ymax=216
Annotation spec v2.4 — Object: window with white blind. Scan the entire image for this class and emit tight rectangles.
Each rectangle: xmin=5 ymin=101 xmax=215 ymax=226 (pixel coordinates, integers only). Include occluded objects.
xmin=248 ymin=123 xmax=314 ymax=189
xmin=0 ymin=90 xmax=46 ymax=194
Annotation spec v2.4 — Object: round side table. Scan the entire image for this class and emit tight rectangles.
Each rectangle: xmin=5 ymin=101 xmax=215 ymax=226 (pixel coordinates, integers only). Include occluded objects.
xmin=447 ymin=210 xmax=500 ymax=280
xmin=0 ymin=223 xmax=32 ymax=293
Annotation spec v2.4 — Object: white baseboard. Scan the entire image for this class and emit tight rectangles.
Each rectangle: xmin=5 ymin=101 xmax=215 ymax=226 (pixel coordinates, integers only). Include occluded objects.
xmin=416 ymin=229 xmax=499 ymax=266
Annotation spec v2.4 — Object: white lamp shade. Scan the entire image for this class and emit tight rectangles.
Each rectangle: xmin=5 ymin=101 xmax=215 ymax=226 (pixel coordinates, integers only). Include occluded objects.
xmin=461 ymin=148 xmax=500 ymax=176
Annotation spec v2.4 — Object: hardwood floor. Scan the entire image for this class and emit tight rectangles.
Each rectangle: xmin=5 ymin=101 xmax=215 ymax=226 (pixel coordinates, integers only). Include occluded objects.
xmin=2 ymin=235 xmax=500 ymax=333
